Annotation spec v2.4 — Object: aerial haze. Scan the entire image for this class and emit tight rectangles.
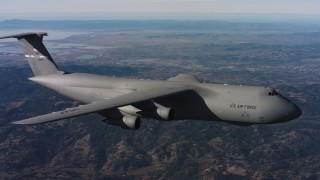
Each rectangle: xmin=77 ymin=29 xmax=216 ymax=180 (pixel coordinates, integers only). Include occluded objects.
xmin=1 ymin=0 xmax=320 ymax=22
xmin=1 ymin=0 xmax=320 ymax=14
xmin=0 ymin=0 xmax=319 ymax=179
xmin=0 ymin=19 xmax=319 ymax=179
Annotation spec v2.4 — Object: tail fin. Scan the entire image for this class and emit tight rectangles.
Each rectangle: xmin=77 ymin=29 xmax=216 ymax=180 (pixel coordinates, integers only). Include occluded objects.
xmin=0 ymin=32 xmax=61 ymax=76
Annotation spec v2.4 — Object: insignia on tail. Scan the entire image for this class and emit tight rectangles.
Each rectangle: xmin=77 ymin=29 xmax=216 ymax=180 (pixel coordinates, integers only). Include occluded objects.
xmin=0 ymin=32 xmax=63 ymax=76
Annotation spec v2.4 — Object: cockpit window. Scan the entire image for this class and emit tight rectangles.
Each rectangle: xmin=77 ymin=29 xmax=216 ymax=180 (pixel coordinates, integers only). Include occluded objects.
xmin=268 ymin=90 xmax=278 ymax=96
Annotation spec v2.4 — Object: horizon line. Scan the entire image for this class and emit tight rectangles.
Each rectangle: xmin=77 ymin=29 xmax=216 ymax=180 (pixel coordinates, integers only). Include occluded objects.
xmin=1 ymin=13 xmax=320 ymax=23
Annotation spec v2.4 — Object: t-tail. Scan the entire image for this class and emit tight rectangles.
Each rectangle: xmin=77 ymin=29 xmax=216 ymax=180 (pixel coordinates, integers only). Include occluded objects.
xmin=0 ymin=32 xmax=63 ymax=76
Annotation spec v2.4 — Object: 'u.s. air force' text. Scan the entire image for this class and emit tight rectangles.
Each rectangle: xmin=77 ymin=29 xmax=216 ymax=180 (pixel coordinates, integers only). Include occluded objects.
xmin=230 ymin=103 xmax=257 ymax=110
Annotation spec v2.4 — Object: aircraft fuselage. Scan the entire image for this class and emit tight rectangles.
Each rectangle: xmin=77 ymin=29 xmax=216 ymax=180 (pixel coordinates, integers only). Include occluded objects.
xmin=0 ymin=32 xmax=301 ymax=128
xmin=29 ymin=73 xmax=301 ymax=124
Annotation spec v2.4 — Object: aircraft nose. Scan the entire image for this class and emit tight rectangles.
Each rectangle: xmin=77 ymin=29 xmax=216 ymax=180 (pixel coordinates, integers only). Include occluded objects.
xmin=286 ymin=103 xmax=302 ymax=120
xmin=276 ymin=101 xmax=302 ymax=123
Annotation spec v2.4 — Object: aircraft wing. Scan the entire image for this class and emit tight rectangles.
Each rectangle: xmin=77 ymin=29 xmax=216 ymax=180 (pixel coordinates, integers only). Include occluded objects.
xmin=12 ymin=86 xmax=192 ymax=125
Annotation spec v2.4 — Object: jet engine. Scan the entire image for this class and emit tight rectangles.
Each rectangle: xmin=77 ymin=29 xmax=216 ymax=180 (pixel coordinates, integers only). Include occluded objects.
xmin=103 ymin=116 xmax=141 ymax=130
xmin=156 ymin=107 xmax=174 ymax=120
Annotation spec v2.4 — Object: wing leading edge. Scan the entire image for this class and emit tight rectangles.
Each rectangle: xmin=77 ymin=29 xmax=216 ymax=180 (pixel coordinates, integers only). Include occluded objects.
xmin=12 ymin=86 xmax=192 ymax=125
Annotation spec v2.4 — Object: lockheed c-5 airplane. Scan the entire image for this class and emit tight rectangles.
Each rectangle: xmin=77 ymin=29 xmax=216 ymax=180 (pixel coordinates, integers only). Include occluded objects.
xmin=0 ymin=32 xmax=301 ymax=129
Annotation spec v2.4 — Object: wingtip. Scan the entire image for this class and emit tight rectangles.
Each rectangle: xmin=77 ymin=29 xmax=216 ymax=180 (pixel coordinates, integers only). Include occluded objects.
xmin=11 ymin=121 xmax=26 ymax=125
xmin=11 ymin=119 xmax=39 ymax=125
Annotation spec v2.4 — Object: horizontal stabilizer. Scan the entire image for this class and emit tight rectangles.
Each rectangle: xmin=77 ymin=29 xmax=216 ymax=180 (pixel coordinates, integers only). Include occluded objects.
xmin=0 ymin=32 xmax=48 ymax=40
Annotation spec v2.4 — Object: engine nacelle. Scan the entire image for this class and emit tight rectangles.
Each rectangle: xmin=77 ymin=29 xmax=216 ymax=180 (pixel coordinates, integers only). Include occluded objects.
xmin=156 ymin=107 xmax=174 ymax=120
xmin=104 ymin=116 xmax=141 ymax=130
xmin=122 ymin=116 xmax=141 ymax=129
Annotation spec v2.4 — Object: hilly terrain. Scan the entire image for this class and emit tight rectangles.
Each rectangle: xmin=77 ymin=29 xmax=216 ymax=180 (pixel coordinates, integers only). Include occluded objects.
xmin=0 ymin=20 xmax=319 ymax=179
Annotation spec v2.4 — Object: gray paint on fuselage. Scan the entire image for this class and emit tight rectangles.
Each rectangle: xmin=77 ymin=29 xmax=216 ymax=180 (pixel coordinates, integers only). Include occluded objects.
xmin=29 ymin=72 xmax=298 ymax=124
xmin=1 ymin=32 xmax=302 ymax=127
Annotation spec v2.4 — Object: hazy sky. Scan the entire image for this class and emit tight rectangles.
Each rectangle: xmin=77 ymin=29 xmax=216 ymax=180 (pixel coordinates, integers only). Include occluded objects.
xmin=0 ymin=0 xmax=319 ymax=21
xmin=1 ymin=0 xmax=319 ymax=14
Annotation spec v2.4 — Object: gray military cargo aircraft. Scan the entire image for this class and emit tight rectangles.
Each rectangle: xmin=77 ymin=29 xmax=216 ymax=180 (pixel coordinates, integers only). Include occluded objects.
xmin=0 ymin=32 xmax=301 ymax=129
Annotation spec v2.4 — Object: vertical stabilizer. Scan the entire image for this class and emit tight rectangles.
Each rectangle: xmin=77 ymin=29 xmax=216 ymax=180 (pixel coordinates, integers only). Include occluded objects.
xmin=0 ymin=32 xmax=60 ymax=76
